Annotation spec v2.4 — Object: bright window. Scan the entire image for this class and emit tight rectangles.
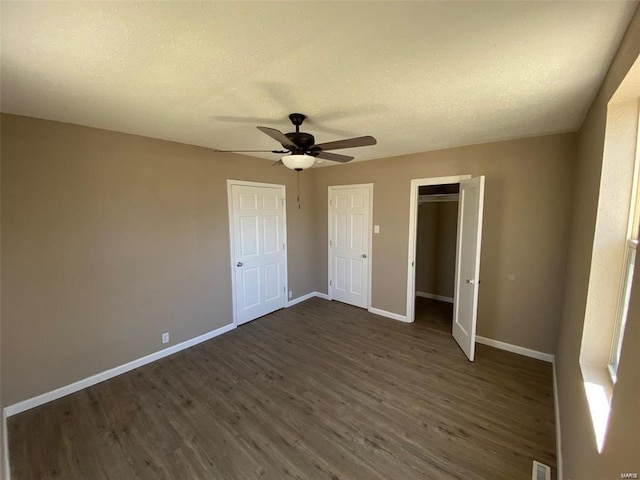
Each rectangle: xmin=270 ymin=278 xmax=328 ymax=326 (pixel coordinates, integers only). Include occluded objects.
xmin=608 ymin=240 xmax=638 ymax=383
xmin=608 ymin=100 xmax=640 ymax=383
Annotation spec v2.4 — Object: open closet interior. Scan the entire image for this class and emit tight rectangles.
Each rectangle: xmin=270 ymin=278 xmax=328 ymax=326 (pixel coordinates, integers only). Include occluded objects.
xmin=415 ymin=183 xmax=460 ymax=333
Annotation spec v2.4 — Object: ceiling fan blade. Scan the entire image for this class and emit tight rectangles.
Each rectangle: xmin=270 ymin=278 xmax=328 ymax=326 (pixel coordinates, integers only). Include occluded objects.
xmin=257 ymin=126 xmax=297 ymax=150
xmin=314 ymin=135 xmax=377 ymax=151
xmin=315 ymin=151 xmax=354 ymax=163
xmin=213 ymin=149 xmax=289 ymax=153
xmin=272 ymin=160 xmax=284 ymax=167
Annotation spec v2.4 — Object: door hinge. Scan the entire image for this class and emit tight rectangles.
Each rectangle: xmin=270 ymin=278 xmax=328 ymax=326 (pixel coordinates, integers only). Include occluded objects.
xmin=281 ymin=198 xmax=285 ymax=206
xmin=330 ymin=240 xmax=333 ymax=246
xmin=284 ymin=286 xmax=286 ymax=292
xmin=330 ymin=280 xmax=332 ymax=286
xmin=283 ymin=242 xmax=285 ymax=250
xmin=329 ymin=199 xmax=332 ymax=207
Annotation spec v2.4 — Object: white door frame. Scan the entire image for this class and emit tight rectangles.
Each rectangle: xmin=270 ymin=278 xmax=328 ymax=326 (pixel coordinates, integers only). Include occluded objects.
xmin=328 ymin=184 xmax=374 ymax=309
xmin=227 ymin=179 xmax=288 ymax=327
xmin=405 ymin=175 xmax=471 ymax=323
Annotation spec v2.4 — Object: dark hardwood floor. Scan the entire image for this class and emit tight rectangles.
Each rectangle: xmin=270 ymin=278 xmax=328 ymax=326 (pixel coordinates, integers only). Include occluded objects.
xmin=9 ymin=298 xmax=556 ymax=480
xmin=414 ymin=296 xmax=454 ymax=333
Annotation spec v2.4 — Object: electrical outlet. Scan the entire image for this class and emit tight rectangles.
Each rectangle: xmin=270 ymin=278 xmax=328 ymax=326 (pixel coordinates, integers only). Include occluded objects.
xmin=162 ymin=332 xmax=169 ymax=344
xmin=289 ymin=290 xmax=293 ymax=298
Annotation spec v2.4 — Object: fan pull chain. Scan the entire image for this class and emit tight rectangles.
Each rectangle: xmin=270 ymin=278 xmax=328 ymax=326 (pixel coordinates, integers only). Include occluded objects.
xmin=297 ymin=171 xmax=301 ymax=209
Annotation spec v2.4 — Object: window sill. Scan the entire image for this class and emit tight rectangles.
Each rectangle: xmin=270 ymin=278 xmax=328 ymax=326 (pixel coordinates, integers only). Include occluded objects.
xmin=580 ymin=362 xmax=613 ymax=453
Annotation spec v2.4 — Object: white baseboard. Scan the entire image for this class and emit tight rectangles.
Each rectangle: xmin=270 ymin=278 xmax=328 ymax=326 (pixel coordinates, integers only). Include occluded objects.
xmin=553 ymin=359 xmax=563 ymax=480
xmin=293 ymin=292 xmax=408 ymax=323
xmin=4 ymin=322 xmax=236 ymax=417
xmin=475 ymin=336 xmax=554 ymax=363
xmin=286 ymin=291 xmax=316 ymax=307
xmin=286 ymin=291 xmax=329 ymax=307
xmin=368 ymin=307 xmax=409 ymax=323
xmin=3 ymin=408 xmax=9 ymax=480
xmin=5 ymin=291 xmax=333 ymax=417
xmin=416 ymin=291 xmax=454 ymax=303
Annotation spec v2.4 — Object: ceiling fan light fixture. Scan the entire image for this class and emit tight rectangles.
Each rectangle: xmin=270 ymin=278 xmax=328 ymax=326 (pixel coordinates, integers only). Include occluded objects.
xmin=282 ymin=154 xmax=315 ymax=171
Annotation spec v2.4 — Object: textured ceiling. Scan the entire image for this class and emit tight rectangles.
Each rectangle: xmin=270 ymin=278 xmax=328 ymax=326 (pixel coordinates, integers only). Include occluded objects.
xmin=1 ymin=1 xmax=637 ymax=165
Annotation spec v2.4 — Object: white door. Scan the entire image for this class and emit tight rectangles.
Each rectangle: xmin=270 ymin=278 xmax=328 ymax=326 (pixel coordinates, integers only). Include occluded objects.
xmin=452 ymin=176 xmax=485 ymax=361
xmin=230 ymin=183 xmax=287 ymax=325
xmin=329 ymin=185 xmax=372 ymax=309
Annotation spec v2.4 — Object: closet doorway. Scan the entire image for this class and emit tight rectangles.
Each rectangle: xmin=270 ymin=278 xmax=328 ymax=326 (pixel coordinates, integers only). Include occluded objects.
xmin=415 ymin=183 xmax=459 ymax=333
xmin=406 ymin=175 xmax=485 ymax=361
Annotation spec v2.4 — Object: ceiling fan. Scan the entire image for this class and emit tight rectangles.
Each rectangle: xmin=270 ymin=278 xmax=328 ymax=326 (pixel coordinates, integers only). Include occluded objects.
xmin=215 ymin=113 xmax=377 ymax=170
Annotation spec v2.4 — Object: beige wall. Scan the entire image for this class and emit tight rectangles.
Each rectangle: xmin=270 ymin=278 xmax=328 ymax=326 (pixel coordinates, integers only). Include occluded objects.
xmin=555 ymin=5 xmax=640 ymax=480
xmin=415 ymin=201 xmax=457 ymax=299
xmin=313 ymin=133 xmax=576 ymax=354
xmin=0 ymin=114 xmax=317 ymax=406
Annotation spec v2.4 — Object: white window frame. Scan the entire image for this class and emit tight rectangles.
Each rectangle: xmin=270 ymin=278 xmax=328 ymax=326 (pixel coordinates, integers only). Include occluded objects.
xmin=608 ymin=101 xmax=640 ymax=383
xmin=608 ymin=239 xmax=638 ymax=384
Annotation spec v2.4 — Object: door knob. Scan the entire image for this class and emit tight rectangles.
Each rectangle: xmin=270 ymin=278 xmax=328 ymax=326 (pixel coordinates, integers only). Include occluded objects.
xmin=361 ymin=254 xmax=367 ymax=258
xmin=466 ymin=279 xmax=475 ymax=284
xmin=236 ymin=262 xmax=243 ymax=267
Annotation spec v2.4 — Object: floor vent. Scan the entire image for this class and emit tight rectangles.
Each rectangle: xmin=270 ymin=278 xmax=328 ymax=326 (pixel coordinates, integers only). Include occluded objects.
xmin=532 ymin=460 xmax=551 ymax=480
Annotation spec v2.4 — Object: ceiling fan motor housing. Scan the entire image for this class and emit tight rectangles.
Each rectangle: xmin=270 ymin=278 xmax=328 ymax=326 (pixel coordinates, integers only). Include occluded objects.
xmin=285 ymin=132 xmax=315 ymax=153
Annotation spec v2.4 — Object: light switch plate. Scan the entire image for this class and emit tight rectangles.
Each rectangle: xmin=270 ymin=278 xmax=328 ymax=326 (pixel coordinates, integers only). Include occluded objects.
xmin=374 ymin=225 xmax=380 ymax=234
